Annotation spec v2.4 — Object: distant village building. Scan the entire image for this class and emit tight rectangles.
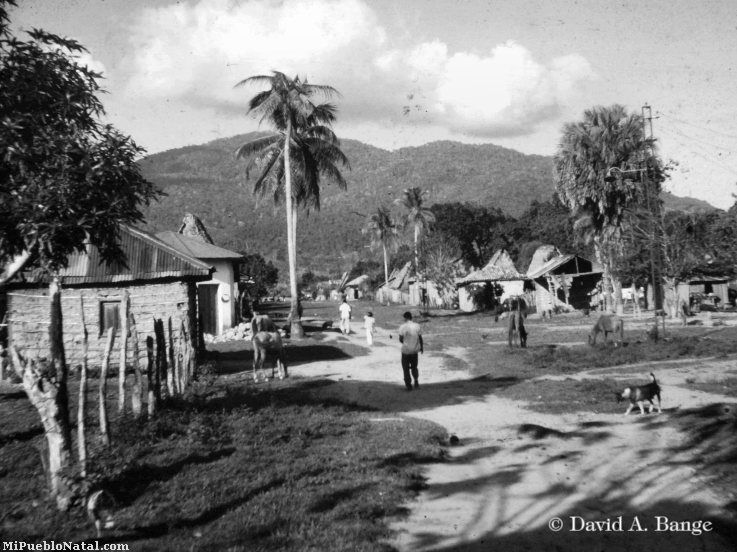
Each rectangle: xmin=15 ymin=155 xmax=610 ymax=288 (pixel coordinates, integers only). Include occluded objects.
xmin=156 ymin=214 xmax=243 ymax=336
xmin=375 ymin=262 xmax=412 ymax=305
xmin=343 ymin=274 xmax=371 ymax=301
xmin=4 ymin=225 xmax=211 ymax=366
xmin=676 ymin=275 xmax=732 ymax=310
xmin=456 ymin=250 xmax=526 ymax=312
xmin=526 ymin=248 xmax=603 ymax=312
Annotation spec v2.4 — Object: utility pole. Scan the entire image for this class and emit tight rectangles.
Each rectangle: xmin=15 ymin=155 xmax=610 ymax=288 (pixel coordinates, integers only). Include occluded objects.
xmin=642 ymin=103 xmax=663 ymax=312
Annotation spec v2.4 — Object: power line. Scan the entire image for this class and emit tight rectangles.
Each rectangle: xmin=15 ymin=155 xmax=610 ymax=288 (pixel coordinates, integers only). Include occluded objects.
xmin=657 ymin=120 xmax=735 ymax=153
xmin=659 ymin=129 xmax=737 ymax=178
xmin=656 ymin=111 xmax=737 ymax=141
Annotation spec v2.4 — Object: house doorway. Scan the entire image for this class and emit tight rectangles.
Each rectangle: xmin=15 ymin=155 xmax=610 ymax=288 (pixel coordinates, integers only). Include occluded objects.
xmin=198 ymin=283 xmax=219 ymax=335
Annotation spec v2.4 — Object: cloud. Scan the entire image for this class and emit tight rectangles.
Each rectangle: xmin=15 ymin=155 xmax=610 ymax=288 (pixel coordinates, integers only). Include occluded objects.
xmin=124 ymin=0 xmax=594 ymax=139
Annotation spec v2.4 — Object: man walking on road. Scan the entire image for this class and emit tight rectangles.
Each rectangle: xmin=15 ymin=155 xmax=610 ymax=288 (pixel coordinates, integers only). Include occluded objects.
xmin=398 ymin=311 xmax=423 ymax=391
xmin=339 ymin=298 xmax=352 ymax=334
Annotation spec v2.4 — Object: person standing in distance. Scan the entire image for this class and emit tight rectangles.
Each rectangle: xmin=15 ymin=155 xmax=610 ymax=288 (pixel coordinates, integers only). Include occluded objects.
xmin=398 ymin=311 xmax=423 ymax=390
xmin=339 ymin=298 xmax=352 ymax=334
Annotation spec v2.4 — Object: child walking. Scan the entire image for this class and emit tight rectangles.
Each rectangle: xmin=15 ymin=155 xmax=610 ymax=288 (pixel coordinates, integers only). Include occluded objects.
xmin=364 ymin=311 xmax=376 ymax=346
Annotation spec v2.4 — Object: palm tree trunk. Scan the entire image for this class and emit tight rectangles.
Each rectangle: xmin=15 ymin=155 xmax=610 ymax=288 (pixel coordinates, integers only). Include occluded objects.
xmin=284 ymin=119 xmax=304 ymax=339
xmin=382 ymin=242 xmax=389 ymax=286
xmin=414 ymin=224 xmax=420 ymax=276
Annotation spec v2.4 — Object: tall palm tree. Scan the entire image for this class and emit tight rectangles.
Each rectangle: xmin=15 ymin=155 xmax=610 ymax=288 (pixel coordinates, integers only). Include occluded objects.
xmin=554 ymin=104 xmax=658 ymax=313
xmin=235 ymin=72 xmax=349 ymax=337
xmin=396 ymin=187 xmax=435 ymax=276
xmin=362 ymin=206 xmax=400 ymax=286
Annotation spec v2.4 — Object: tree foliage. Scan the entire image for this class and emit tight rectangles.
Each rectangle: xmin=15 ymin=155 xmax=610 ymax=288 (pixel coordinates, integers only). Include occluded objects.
xmin=0 ymin=1 xmax=159 ymax=274
xmin=240 ymin=253 xmax=279 ymax=298
xmin=554 ymin=104 xmax=662 ymax=235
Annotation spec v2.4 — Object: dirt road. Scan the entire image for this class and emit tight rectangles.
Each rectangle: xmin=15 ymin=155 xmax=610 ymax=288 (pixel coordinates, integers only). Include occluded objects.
xmin=288 ymin=330 xmax=737 ymax=551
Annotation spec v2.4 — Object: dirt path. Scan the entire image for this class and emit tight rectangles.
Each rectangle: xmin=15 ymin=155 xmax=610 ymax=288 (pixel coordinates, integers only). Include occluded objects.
xmin=287 ymin=331 xmax=737 ymax=551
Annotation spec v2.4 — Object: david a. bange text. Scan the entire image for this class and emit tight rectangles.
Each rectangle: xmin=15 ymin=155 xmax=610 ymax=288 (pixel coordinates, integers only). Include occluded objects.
xmin=569 ymin=516 xmax=713 ymax=535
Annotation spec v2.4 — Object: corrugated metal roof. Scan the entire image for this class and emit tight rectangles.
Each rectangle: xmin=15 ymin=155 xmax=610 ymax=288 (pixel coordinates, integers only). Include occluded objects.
xmin=16 ymin=225 xmax=212 ymax=285
xmin=156 ymin=231 xmax=244 ymax=260
xmin=456 ymin=250 xmax=524 ymax=284
xmin=526 ymin=254 xmax=602 ymax=279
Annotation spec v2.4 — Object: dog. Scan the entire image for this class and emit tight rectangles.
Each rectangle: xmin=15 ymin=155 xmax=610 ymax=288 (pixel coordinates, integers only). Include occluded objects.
xmin=616 ymin=372 xmax=662 ymax=415
xmin=87 ymin=489 xmax=116 ymax=538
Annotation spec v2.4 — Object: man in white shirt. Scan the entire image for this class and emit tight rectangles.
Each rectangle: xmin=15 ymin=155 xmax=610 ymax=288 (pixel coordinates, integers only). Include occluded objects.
xmin=339 ymin=299 xmax=352 ymax=334
xmin=398 ymin=311 xmax=423 ymax=390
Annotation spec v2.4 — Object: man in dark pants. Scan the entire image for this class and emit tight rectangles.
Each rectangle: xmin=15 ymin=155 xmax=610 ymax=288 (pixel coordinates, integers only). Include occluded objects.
xmin=398 ymin=311 xmax=423 ymax=390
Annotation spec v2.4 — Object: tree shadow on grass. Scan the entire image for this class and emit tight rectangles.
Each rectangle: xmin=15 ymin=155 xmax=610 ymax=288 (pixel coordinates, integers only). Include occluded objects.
xmin=106 ymin=447 xmax=237 ymax=507
xmin=296 ymin=375 xmax=523 ymax=414
xmin=210 ymin=342 xmax=369 ymax=375
xmin=89 ymin=477 xmax=286 ymax=545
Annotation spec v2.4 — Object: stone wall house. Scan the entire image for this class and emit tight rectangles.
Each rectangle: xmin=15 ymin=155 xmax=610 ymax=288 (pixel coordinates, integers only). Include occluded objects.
xmin=5 ymin=225 xmax=212 ymax=368
xmin=156 ymin=231 xmax=243 ymax=336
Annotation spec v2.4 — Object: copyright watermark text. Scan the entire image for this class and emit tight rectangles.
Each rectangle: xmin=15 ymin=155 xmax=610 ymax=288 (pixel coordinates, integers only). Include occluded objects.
xmin=548 ymin=515 xmax=713 ymax=535
xmin=3 ymin=542 xmax=129 ymax=551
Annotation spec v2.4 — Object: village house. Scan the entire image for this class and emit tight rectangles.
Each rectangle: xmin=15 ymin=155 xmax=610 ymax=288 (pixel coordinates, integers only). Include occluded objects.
xmin=456 ymin=250 xmax=527 ymax=312
xmin=155 ymin=227 xmax=243 ymax=337
xmin=4 ymin=225 xmax=212 ymax=367
xmin=526 ymin=246 xmax=602 ymax=312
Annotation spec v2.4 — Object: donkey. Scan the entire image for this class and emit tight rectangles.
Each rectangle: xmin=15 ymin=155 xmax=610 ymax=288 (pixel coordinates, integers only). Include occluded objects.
xmin=252 ymin=330 xmax=287 ymax=382
xmin=588 ymin=314 xmax=624 ymax=346
xmin=507 ymin=297 xmax=528 ymax=348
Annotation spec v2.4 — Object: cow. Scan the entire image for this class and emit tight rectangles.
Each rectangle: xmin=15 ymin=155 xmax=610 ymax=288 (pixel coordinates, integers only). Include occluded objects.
xmin=252 ymin=330 xmax=287 ymax=382
xmin=588 ymin=314 xmax=624 ymax=346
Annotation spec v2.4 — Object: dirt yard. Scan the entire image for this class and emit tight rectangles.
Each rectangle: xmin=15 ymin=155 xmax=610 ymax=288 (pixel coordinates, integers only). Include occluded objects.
xmin=268 ymin=306 xmax=737 ymax=551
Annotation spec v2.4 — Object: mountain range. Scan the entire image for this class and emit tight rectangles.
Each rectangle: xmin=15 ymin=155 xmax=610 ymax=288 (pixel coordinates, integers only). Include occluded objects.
xmin=139 ymin=133 xmax=718 ymax=275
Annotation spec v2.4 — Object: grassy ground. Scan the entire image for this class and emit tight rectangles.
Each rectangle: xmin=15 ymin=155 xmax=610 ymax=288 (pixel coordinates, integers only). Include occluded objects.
xmin=1 ymin=372 xmax=446 ymax=551
xmin=3 ymin=300 xmax=737 ymax=549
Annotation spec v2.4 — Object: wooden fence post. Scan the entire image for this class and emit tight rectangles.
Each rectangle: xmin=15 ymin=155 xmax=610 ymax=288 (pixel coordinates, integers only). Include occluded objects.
xmin=99 ymin=328 xmax=115 ymax=446
xmin=78 ymin=295 xmax=88 ymax=478
xmin=117 ymin=291 xmax=129 ymax=414
xmin=166 ymin=317 xmax=176 ymax=397
xmin=153 ymin=318 xmax=166 ymax=401
xmin=146 ymin=334 xmax=156 ymax=417
xmin=128 ymin=313 xmax=144 ymax=418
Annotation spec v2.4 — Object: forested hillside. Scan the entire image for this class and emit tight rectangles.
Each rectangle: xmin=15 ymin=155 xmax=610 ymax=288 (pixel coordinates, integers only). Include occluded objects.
xmin=139 ymin=134 xmax=718 ymax=276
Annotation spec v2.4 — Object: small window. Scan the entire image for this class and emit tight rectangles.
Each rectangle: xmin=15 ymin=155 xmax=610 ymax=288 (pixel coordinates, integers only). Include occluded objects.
xmin=704 ymin=283 xmax=714 ymax=294
xmin=99 ymin=301 xmax=121 ymax=335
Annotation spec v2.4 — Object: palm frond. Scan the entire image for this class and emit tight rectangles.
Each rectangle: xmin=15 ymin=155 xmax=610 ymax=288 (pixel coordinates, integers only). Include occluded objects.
xmin=235 ymin=134 xmax=281 ymax=159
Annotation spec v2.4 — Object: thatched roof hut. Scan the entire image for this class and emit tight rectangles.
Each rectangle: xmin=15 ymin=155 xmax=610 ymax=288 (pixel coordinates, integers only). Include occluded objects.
xmin=456 ymin=249 xmax=525 ymax=285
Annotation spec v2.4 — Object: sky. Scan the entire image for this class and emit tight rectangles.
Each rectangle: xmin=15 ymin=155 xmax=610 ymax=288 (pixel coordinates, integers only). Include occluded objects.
xmin=9 ymin=0 xmax=737 ymax=209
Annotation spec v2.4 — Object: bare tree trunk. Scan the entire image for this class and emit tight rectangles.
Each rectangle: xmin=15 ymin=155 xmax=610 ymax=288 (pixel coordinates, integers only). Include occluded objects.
xmin=631 ymin=282 xmax=642 ymax=317
xmin=77 ymin=295 xmax=88 ymax=478
xmin=117 ymin=291 xmax=129 ymax=414
xmin=145 ymin=335 xmax=156 ymax=417
xmin=663 ymin=276 xmax=679 ymax=319
xmin=0 ymin=251 xmax=31 ymax=287
xmin=612 ymin=278 xmax=624 ymax=316
xmin=10 ymin=279 xmax=74 ymax=510
xmin=99 ymin=328 xmax=115 ymax=447
xmin=128 ymin=313 xmax=143 ymax=418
